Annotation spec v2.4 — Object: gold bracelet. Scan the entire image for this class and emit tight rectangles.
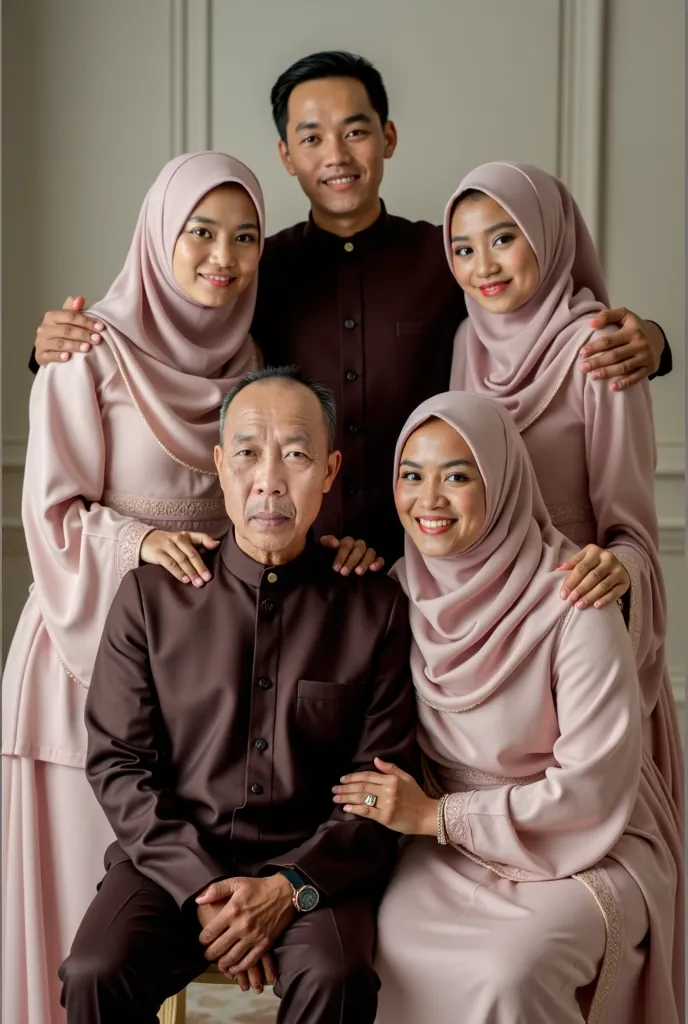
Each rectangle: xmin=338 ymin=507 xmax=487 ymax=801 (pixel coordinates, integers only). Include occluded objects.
xmin=436 ymin=793 xmax=450 ymax=845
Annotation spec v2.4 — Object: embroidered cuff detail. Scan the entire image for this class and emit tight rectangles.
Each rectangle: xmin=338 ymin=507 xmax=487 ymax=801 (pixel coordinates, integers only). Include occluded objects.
xmin=444 ymin=790 xmax=473 ymax=848
xmin=117 ymin=521 xmax=154 ymax=584
xmin=613 ymin=551 xmax=642 ymax=656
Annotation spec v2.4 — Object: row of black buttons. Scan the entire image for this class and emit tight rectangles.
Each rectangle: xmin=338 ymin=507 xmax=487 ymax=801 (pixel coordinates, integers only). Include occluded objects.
xmin=252 ymin=671 xmax=272 ymax=790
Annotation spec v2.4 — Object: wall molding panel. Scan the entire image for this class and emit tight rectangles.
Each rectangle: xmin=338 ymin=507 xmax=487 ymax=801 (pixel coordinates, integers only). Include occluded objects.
xmin=656 ymin=441 xmax=686 ymax=479
xmin=557 ymin=0 xmax=606 ymax=246
xmin=169 ymin=0 xmax=213 ymax=156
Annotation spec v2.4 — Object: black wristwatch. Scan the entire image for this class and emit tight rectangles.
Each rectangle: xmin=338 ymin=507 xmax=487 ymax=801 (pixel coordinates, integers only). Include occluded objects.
xmin=279 ymin=868 xmax=320 ymax=913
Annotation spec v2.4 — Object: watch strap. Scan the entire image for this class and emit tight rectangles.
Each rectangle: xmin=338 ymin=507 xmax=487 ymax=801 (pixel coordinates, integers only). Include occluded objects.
xmin=279 ymin=867 xmax=308 ymax=892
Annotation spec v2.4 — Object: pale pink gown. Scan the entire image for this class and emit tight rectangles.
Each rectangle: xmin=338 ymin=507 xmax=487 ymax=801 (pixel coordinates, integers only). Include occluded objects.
xmin=375 ymin=590 xmax=681 ymax=1023
xmin=2 ymin=345 xmax=229 ymax=1024
xmin=375 ymin=388 xmax=682 ymax=1024
xmin=521 ymin=369 xmax=684 ymax=813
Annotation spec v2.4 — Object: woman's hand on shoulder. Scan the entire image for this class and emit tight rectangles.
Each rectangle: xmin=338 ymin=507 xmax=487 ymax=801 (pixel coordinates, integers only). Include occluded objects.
xmin=140 ymin=529 xmax=219 ymax=587
xmin=319 ymin=535 xmax=385 ymax=576
xmin=332 ymin=758 xmax=438 ymax=837
xmin=557 ymin=544 xmax=631 ymax=609
xmin=35 ymin=296 xmax=103 ymax=366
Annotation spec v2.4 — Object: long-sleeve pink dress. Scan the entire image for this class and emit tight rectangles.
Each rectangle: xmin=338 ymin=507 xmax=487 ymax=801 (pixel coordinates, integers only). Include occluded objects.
xmin=2 ymin=345 xmax=229 ymax=1024
xmin=520 ymin=368 xmax=683 ymax=810
xmin=374 ymin=599 xmax=682 ymax=1023
xmin=374 ymin=390 xmax=681 ymax=1024
xmin=444 ymin=161 xmax=682 ymax=816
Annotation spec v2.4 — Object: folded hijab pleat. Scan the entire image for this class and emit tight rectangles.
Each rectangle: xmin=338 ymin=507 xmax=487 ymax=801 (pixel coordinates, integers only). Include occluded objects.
xmin=444 ymin=162 xmax=609 ymax=430
xmin=89 ymin=151 xmax=265 ymax=474
xmin=391 ymin=391 xmax=579 ymax=712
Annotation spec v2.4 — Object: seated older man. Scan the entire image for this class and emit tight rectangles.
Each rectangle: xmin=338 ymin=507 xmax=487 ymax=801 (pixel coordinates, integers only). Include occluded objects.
xmin=59 ymin=366 xmax=417 ymax=1024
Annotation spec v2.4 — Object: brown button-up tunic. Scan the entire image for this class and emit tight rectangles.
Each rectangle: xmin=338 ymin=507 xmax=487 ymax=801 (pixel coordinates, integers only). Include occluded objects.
xmin=85 ymin=530 xmax=417 ymax=908
xmin=252 ymin=205 xmax=466 ymax=562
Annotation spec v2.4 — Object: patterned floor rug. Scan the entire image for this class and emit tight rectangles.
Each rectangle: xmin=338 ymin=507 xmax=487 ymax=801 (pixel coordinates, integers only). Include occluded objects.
xmin=186 ymin=981 xmax=278 ymax=1023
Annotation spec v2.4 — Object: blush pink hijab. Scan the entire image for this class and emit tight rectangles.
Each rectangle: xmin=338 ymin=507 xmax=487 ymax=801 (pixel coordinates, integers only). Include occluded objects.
xmin=89 ymin=151 xmax=264 ymax=474
xmin=392 ymin=391 xmax=579 ymax=712
xmin=445 ymin=162 xmax=610 ymax=431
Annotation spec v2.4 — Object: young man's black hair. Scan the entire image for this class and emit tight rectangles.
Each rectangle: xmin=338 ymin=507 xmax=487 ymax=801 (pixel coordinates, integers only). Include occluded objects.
xmin=270 ymin=50 xmax=389 ymax=142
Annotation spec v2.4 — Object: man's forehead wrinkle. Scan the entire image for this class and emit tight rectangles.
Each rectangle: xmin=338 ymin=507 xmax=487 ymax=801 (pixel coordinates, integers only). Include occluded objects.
xmin=228 ymin=415 xmax=316 ymax=446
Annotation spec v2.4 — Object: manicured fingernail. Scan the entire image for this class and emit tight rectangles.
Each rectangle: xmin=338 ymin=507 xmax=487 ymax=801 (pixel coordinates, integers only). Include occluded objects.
xmin=591 ymin=371 xmax=600 ymax=380
xmin=202 ymin=571 xmax=211 ymax=581
xmin=93 ymin=321 xmax=104 ymax=330
xmin=576 ymin=599 xmax=587 ymax=609
xmin=60 ymin=352 xmax=70 ymax=361
xmin=343 ymin=804 xmax=352 ymax=812
xmin=80 ymin=343 xmax=91 ymax=352
xmin=569 ymin=590 xmax=579 ymax=602
xmin=340 ymin=567 xmax=349 ymax=576
xmin=333 ymin=563 xmax=341 ymax=571
xmin=90 ymin=333 xmax=101 ymax=342
xmin=193 ymin=578 xmax=204 ymax=588
xmin=594 ymin=601 xmax=602 ymax=608
xmin=560 ymin=588 xmax=568 ymax=598
xmin=340 ymin=776 xmax=348 ymax=782
xmin=356 ymin=566 xmax=364 ymax=574
xmin=181 ymin=575 xmax=190 ymax=583
xmin=612 ymin=381 xmax=622 ymax=391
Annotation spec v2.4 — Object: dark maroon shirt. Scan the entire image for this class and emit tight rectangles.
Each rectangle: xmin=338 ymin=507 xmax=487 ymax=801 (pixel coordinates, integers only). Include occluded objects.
xmin=251 ymin=205 xmax=466 ymax=562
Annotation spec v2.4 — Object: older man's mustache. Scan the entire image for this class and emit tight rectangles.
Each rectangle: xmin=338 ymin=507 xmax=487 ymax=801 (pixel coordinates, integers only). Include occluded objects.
xmin=246 ymin=499 xmax=296 ymax=522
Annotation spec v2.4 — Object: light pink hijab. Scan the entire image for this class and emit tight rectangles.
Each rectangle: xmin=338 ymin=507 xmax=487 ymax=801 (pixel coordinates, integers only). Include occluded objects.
xmin=392 ymin=391 xmax=579 ymax=712
xmin=89 ymin=151 xmax=264 ymax=474
xmin=445 ymin=162 xmax=610 ymax=431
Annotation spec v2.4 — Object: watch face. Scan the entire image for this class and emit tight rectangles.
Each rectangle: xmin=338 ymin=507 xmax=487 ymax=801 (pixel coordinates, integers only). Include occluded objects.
xmin=297 ymin=885 xmax=319 ymax=912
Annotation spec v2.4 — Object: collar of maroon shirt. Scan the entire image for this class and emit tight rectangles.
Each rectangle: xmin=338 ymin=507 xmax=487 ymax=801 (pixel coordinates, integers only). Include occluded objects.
xmin=302 ymin=200 xmax=391 ymax=252
xmin=220 ymin=526 xmax=319 ymax=588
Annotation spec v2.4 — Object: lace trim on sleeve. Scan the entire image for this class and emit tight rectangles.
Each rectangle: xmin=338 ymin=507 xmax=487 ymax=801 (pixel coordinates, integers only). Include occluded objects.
xmin=613 ymin=551 xmax=642 ymax=656
xmin=443 ymin=790 xmax=473 ymax=847
xmin=117 ymin=520 xmax=153 ymax=584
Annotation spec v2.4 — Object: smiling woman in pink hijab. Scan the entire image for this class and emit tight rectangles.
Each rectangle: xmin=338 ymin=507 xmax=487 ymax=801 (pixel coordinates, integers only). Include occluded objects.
xmin=334 ymin=392 xmax=682 ymax=1023
xmin=1 ymin=151 xmax=268 ymax=1024
xmin=443 ymin=162 xmax=681 ymax=808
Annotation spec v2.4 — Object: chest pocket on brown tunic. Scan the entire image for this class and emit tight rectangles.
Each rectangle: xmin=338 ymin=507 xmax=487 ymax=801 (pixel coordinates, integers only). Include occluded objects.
xmin=296 ymin=679 xmax=367 ymax=754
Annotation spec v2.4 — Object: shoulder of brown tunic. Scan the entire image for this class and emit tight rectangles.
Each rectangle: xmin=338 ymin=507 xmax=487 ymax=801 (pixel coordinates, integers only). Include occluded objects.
xmin=128 ymin=537 xmax=405 ymax=611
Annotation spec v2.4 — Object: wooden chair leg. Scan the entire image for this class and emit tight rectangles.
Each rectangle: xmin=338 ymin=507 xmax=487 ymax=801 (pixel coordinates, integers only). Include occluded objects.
xmin=157 ymin=989 xmax=187 ymax=1024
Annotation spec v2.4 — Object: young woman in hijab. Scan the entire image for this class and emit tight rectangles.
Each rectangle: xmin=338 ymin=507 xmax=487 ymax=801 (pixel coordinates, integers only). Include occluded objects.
xmin=1 ymin=151 xmax=375 ymax=1024
xmin=1 ymin=151 xmax=263 ymax=1024
xmin=444 ymin=163 xmax=681 ymax=808
xmin=334 ymin=392 xmax=682 ymax=1024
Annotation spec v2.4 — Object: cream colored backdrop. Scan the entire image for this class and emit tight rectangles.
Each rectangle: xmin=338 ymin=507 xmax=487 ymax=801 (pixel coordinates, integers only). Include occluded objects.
xmin=2 ymin=0 xmax=685 ymax=711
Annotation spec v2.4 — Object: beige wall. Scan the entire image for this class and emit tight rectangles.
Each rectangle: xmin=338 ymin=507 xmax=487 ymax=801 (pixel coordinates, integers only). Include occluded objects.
xmin=2 ymin=0 xmax=685 ymax=709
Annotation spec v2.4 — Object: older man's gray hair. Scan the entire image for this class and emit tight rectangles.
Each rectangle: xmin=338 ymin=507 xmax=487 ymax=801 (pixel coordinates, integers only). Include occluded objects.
xmin=219 ymin=365 xmax=337 ymax=451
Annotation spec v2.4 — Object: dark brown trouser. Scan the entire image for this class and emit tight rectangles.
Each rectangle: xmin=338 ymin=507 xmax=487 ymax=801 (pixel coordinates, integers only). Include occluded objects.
xmin=58 ymin=859 xmax=379 ymax=1024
